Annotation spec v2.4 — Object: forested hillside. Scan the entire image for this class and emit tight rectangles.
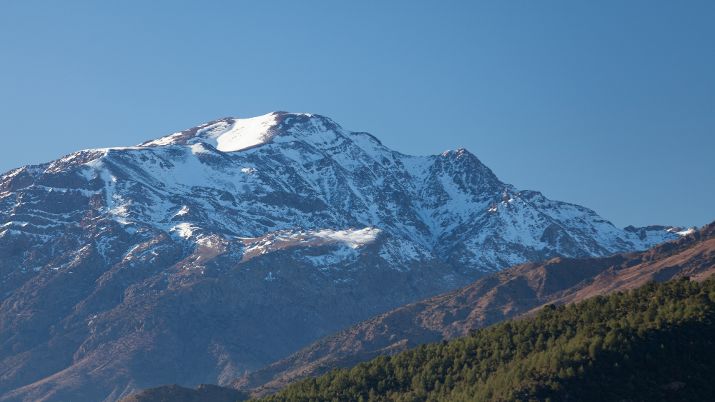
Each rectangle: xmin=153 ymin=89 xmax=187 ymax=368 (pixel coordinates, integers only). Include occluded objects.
xmin=261 ymin=277 xmax=715 ymax=401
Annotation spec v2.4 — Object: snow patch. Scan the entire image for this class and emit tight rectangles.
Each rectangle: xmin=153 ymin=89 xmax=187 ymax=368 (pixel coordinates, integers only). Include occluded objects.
xmin=212 ymin=114 xmax=279 ymax=152
xmin=311 ymin=227 xmax=381 ymax=249
xmin=191 ymin=143 xmax=211 ymax=154
xmin=171 ymin=223 xmax=198 ymax=239
xmin=240 ymin=227 xmax=381 ymax=262
xmin=174 ymin=206 xmax=190 ymax=217
xmin=672 ymin=227 xmax=696 ymax=236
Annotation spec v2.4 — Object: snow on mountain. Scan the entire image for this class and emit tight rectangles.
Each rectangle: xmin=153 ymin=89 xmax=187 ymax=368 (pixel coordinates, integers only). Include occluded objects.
xmin=2 ymin=111 xmax=675 ymax=271
xmin=0 ymin=111 xmax=682 ymax=402
xmin=142 ymin=113 xmax=283 ymax=152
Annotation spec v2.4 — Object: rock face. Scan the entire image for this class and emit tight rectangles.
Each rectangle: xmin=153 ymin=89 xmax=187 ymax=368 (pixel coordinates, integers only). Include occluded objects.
xmin=0 ymin=112 xmax=678 ymax=401
xmin=236 ymin=221 xmax=715 ymax=397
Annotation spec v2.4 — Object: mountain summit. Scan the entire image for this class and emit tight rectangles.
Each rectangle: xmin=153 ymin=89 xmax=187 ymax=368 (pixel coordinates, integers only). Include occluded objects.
xmin=141 ymin=112 xmax=296 ymax=151
xmin=0 ymin=112 xmax=679 ymax=401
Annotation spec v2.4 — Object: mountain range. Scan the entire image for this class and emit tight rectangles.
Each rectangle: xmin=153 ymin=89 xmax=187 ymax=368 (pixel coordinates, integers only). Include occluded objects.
xmin=0 ymin=112 xmax=686 ymax=401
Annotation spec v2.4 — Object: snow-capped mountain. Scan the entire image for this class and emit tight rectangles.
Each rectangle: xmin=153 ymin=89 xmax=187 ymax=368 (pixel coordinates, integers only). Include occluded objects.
xmin=0 ymin=112 xmax=679 ymax=401
xmin=0 ymin=112 xmax=675 ymax=274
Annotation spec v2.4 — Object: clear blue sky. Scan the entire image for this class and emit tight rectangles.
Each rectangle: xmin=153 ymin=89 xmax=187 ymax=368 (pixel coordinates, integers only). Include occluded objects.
xmin=0 ymin=1 xmax=713 ymax=228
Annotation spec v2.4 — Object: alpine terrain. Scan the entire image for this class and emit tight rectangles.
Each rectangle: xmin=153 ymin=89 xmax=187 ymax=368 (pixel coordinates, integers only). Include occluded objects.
xmin=0 ymin=112 xmax=681 ymax=401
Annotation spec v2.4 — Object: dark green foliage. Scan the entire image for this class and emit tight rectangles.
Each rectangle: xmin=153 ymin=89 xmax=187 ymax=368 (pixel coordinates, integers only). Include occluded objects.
xmin=121 ymin=384 xmax=248 ymax=402
xmin=260 ymin=278 xmax=715 ymax=401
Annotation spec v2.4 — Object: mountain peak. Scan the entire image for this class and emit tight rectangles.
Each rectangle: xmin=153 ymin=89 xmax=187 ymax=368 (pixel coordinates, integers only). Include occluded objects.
xmin=140 ymin=112 xmax=281 ymax=152
xmin=139 ymin=111 xmax=340 ymax=153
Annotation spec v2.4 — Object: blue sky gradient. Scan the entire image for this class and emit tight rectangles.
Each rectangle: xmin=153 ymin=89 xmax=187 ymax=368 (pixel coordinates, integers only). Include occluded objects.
xmin=0 ymin=1 xmax=713 ymax=227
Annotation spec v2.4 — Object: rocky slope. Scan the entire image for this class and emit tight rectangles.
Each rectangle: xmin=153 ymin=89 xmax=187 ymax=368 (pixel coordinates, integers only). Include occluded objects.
xmin=237 ymin=221 xmax=714 ymax=396
xmin=0 ymin=112 xmax=680 ymax=401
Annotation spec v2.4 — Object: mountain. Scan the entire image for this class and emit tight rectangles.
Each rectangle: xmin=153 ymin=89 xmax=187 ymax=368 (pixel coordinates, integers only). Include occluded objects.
xmin=237 ymin=221 xmax=715 ymax=396
xmin=0 ymin=112 xmax=680 ymax=401
xmin=262 ymin=277 xmax=715 ymax=401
